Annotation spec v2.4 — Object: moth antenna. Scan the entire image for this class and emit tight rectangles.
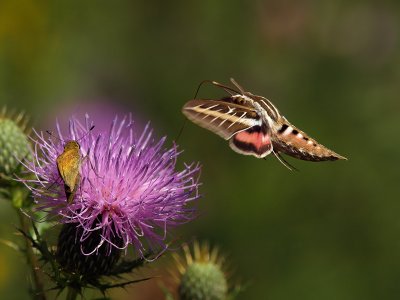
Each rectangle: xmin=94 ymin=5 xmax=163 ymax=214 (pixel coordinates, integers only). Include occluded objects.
xmin=46 ymin=125 xmax=95 ymax=143
xmin=177 ymin=80 xmax=216 ymax=144
xmin=271 ymin=151 xmax=299 ymax=171
xmin=211 ymin=80 xmax=239 ymax=95
xmin=194 ymin=80 xmax=212 ymax=99
xmin=174 ymin=118 xmax=188 ymax=144
xmin=194 ymin=80 xmax=240 ymax=98
xmin=230 ymin=78 xmax=246 ymax=94
xmin=46 ymin=130 xmax=64 ymax=143
xmin=76 ymin=125 xmax=95 ymax=142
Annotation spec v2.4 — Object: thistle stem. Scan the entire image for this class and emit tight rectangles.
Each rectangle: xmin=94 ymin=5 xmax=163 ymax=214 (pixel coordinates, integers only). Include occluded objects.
xmin=17 ymin=209 xmax=47 ymax=300
xmin=66 ymin=287 xmax=79 ymax=300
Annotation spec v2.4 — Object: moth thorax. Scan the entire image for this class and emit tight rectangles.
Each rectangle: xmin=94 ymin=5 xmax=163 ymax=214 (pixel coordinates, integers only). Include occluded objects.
xmin=253 ymin=102 xmax=273 ymax=128
xmin=231 ymin=94 xmax=248 ymax=105
xmin=64 ymin=140 xmax=80 ymax=150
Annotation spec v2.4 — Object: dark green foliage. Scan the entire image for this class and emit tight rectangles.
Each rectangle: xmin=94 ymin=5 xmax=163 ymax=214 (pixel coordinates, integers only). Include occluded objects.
xmin=18 ymin=222 xmax=153 ymax=297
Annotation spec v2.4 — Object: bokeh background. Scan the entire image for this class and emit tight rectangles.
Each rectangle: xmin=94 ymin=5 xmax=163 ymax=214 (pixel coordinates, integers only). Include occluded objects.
xmin=1 ymin=0 xmax=399 ymax=299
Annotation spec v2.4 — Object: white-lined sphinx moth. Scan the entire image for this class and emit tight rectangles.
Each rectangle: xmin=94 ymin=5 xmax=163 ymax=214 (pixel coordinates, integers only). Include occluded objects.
xmin=182 ymin=78 xmax=346 ymax=169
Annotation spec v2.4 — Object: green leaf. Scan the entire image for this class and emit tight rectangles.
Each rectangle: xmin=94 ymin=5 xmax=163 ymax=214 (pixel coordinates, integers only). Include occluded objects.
xmin=11 ymin=186 xmax=31 ymax=209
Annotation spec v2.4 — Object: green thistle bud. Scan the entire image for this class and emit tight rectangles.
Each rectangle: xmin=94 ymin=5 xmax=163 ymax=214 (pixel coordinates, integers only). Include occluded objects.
xmin=172 ymin=241 xmax=229 ymax=300
xmin=56 ymin=223 xmax=122 ymax=279
xmin=180 ymin=261 xmax=227 ymax=300
xmin=0 ymin=107 xmax=31 ymax=177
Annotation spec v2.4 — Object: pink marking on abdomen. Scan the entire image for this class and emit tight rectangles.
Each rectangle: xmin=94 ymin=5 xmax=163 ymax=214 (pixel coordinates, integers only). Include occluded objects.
xmin=234 ymin=130 xmax=271 ymax=151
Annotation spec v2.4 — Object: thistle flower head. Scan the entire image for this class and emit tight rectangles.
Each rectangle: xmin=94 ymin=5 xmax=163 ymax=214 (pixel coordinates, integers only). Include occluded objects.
xmin=21 ymin=114 xmax=201 ymax=256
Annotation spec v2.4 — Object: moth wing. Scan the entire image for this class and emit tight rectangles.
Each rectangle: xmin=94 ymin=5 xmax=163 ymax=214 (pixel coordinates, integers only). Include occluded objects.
xmin=56 ymin=151 xmax=81 ymax=190
xmin=182 ymin=99 xmax=261 ymax=140
xmin=229 ymin=125 xmax=273 ymax=158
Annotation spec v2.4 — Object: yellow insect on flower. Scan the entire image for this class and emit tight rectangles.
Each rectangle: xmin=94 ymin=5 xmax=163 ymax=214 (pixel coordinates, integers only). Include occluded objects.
xmin=48 ymin=125 xmax=94 ymax=204
xmin=56 ymin=140 xmax=81 ymax=204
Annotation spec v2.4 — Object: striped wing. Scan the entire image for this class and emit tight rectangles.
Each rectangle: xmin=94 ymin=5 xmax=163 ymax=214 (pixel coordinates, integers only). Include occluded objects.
xmin=182 ymin=99 xmax=261 ymax=140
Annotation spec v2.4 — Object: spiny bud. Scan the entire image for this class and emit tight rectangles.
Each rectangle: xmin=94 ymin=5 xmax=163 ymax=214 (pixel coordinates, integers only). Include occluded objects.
xmin=180 ymin=262 xmax=227 ymax=300
xmin=56 ymin=223 xmax=122 ymax=279
xmin=173 ymin=241 xmax=228 ymax=300
xmin=0 ymin=107 xmax=31 ymax=177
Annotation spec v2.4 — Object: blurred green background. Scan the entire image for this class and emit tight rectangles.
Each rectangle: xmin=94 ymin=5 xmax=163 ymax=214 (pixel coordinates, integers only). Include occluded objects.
xmin=1 ymin=0 xmax=400 ymax=299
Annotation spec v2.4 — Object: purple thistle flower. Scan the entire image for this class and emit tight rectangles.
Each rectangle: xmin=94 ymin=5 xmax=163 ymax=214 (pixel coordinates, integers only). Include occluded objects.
xmin=21 ymin=114 xmax=201 ymax=257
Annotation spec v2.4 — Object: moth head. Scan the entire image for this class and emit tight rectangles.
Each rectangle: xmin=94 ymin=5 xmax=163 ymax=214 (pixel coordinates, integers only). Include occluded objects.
xmin=64 ymin=140 xmax=80 ymax=151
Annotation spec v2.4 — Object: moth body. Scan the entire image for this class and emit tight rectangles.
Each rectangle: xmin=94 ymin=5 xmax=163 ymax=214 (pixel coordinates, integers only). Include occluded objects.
xmin=182 ymin=79 xmax=347 ymax=166
xmin=56 ymin=140 xmax=81 ymax=203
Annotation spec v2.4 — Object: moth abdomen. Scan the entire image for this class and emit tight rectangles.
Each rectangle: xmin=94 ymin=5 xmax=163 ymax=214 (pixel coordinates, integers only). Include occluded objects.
xmin=273 ymin=122 xmax=347 ymax=161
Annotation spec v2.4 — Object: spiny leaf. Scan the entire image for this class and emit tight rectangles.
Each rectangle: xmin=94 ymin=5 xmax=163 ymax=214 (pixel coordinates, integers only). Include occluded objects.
xmin=97 ymin=277 xmax=153 ymax=292
xmin=107 ymin=252 xmax=153 ymax=276
xmin=0 ymin=238 xmax=22 ymax=252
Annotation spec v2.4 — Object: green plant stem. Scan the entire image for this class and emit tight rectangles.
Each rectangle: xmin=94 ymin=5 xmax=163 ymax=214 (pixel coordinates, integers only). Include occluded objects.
xmin=17 ymin=210 xmax=47 ymax=300
xmin=66 ymin=287 xmax=79 ymax=300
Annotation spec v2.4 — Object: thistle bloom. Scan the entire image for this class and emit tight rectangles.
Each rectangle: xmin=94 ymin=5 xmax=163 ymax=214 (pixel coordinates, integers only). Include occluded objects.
xmin=22 ymin=115 xmax=201 ymax=257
